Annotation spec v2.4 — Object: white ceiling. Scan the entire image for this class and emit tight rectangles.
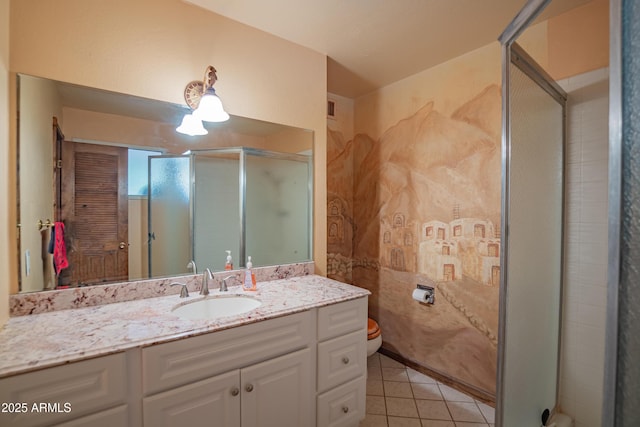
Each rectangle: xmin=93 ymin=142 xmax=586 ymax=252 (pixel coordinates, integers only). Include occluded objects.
xmin=185 ymin=0 xmax=591 ymax=98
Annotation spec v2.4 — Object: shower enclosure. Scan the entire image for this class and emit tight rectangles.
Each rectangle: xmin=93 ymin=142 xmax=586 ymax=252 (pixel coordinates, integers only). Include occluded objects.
xmin=147 ymin=148 xmax=311 ymax=277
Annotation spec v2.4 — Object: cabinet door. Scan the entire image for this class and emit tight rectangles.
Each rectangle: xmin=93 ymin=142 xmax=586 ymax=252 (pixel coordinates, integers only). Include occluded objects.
xmin=143 ymin=370 xmax=240 ymax=427
xmin=241 ymin=348 xmax=312 ymax=427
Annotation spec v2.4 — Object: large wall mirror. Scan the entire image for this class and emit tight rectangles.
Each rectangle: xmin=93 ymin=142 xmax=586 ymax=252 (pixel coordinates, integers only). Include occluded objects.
xmin=16 ymin=74 xmax=313 ymax=294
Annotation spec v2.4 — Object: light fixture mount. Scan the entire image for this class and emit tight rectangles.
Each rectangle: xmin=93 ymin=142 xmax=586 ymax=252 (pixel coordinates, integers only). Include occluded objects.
xmin=184 ymin=80 xmax=204 ymax=109
xmin=183 ymin=65 xmax=219 ymax=109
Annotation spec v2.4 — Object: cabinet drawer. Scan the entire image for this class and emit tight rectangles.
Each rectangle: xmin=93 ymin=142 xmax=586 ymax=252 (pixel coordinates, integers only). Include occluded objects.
xmin=142 ymin=310 xmax=312 ymax=395
xmin=317 ymin=298 xmax=367 ymax=341
xmin=317 ymin=330 xmax=366 ymax=393
xmin=0 ymin=353 xmax=127 ymax=427
xmin=317 ymin=376 xmax=366 ymax=427
xmin=53 ymin=405 xmax=128 ymax=427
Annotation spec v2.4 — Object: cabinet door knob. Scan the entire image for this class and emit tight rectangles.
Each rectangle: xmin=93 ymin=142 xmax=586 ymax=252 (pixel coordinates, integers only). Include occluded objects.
xmin=230 ymin=387 xmax=240 ymax=396
xmin=342 ymin=356 xmax=350 ymax=364
xmin=245 ymin=384 xmax=254 ymax=392
xmin=342 ymin=406 xmax=349 ymax=413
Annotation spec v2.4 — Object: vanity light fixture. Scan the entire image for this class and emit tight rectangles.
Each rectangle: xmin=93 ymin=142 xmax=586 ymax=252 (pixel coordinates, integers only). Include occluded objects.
xmin=176 ymin=65 xmax=230 ymax=136
xmin=176 ymin=113 xmax=208 ymax=136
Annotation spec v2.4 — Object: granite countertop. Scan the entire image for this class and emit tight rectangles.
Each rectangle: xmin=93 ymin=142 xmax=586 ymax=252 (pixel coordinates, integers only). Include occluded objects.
xmin=0 ymin=275 xmax=369 ymax=378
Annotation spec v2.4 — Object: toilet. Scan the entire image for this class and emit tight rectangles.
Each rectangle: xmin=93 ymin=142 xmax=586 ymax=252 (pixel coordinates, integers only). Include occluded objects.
xmin=367 ymin=318 xmax=382 ymax=357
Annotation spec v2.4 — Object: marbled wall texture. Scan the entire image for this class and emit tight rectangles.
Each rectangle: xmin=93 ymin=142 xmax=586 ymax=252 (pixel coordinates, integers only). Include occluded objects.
xmin=328 ymin=82 xmax=501 ymax=395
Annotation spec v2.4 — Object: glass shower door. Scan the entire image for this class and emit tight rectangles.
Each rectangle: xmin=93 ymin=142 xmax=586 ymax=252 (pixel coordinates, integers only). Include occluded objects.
xmin=148 ymin=155 xmax=191 ymax=277
xmin=497 ymin=43 xmax=566 ymax=426
xmin=192 ymin=151 xmax=241 ymax=271
xmin=244 ymin=152 xmax=311 ymax=267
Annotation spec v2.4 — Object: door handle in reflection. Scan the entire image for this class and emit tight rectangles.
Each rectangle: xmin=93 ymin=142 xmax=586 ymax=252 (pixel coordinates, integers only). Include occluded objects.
xmin=119 ymin=242 xmax=130 ymax=249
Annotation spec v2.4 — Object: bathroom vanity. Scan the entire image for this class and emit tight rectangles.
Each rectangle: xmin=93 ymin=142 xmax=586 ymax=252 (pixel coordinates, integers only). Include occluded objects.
xmin=0 ymin=275 xmax=369 ymax=427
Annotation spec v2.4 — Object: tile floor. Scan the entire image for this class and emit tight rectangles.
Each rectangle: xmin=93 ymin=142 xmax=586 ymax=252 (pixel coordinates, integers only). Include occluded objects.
xmin=360 ymin=353 xmax=495 ymax=427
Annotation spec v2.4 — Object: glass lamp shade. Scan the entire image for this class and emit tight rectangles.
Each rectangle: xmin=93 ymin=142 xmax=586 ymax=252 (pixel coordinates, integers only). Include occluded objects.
xmin=194 ymin=92 xmax=230 ymax=122
xmin=176 ymin=114 xmax=208 ymax=136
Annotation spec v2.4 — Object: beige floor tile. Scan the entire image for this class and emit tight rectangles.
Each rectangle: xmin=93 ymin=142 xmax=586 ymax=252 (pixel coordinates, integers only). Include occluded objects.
xmin=367 ymin=395 xmax=387 ymax=415
xmin=368 ymin=353 xmax=382 ymax=368
xmin=368 ymin=379 xmax=385 ymax=396
xmin=382 ymin=367 xmax=410 ymax=382
xmin=369 ymin=364 xmax=383 ymax=380
xmin=446 ymin=402 xmax=485 ymax=423
xmin=386 ymin=397 xmax=419 ymax=418
xmin=380 ymin=354 xmax=406 ymax=369
xmin=387 ymin=416 xmax=422 ymax=427
xmin=363 ymin=352 xmax=488 ymax=427
xmin=420 ymin=421 xmax=455 ymax=427
xmin=384 ymin=381 xmax=414 ymax=398
xmin=415 ymin=400 xmax=452 ymax=421
xmin=407 ymin=367 xmax=439 ymax=384
xmin=438 ymin=384 xmax=475 ymax=402
xmin=360 ymin=413 xmax=388 ymax=427
xmin=411 ymin=383 xmax=443 ymax=400
xmin=475 ymin=402 xmax=495 ymax=423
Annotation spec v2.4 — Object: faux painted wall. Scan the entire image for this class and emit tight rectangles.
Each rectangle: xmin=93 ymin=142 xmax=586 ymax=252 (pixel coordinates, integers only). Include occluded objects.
xmin=328 ymin=42 xmax=503 ymax=395
xmin=327 ymin=1 xmax=609 ymax=397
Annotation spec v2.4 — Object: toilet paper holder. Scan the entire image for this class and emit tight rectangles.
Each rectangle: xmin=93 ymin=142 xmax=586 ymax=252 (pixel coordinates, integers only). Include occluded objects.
xmin=416 ymin=284 xmax=435 ymax=304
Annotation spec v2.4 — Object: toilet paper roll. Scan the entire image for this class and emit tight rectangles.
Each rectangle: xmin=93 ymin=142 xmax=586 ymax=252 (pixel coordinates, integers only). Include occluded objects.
xmin=412 ymin=288 xmax=430 ymax=302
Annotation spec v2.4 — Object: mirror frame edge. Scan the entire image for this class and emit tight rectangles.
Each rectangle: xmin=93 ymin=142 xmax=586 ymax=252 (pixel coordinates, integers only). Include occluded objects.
xmin=9 ymin=71 xmax=19 ymax=294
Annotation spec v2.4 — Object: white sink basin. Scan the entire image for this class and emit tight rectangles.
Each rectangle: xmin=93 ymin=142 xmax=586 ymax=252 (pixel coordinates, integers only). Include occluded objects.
xmin=172 ymin=295 xmax=262 ymax=321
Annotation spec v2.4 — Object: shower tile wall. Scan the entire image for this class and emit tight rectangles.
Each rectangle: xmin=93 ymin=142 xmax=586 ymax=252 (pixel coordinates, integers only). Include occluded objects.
xmin=558 ymin=68 xmax=609 ymax=427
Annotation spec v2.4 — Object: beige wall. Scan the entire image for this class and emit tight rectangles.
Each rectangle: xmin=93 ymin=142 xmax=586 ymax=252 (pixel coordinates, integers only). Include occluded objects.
xmin=264 ymin=128 xmax=314 ymax=154
xmin=128 ymin=197 xmax=149 ymax=281
xmin=354 ymin=42 xmax=501 ymax=141
xmin=548 ymin=0 xmax=609 ymax=80
xmin=63 ymin=108 xmax=273 ymax=154
xmin=0 ymin=0 xmax=9 ymax=326
xmin=327 ymin=93 xmax=355 ymax=141
xmin=9 ymin=0 xmax=327 ymax=287
xmin=18 ymin=75 xmax=62 ymax=292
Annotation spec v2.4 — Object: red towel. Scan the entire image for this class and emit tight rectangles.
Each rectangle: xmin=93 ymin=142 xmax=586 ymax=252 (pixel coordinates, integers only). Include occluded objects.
xmin=53 ymin=222 xmax=69 ymax=274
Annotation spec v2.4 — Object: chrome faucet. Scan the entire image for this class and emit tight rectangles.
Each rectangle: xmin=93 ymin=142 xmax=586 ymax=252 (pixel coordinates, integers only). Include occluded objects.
xmin=170 ymin=282 xmax=189 ymax=298
xmin=201 ymin=268 xmax=212 ymax=296
xmin=187 ymin=260 xmax=197 ymax=274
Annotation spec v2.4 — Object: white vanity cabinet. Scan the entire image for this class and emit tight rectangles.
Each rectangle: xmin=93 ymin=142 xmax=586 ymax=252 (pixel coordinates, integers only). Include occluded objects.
xmin=316 ymin=298 xmax=368 ymax=427
xmin=141 ymin=311 xmax=314 ymax=427
xmin=0 ymin=296 xmax=368 ymax=427
xmin=0 ymin=353 xmax=129 ymax=427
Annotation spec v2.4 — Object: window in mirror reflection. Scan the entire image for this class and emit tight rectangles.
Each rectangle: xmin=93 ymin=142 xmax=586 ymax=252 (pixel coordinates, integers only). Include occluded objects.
xmin=128 ymin=149 xmax=162 ymax=196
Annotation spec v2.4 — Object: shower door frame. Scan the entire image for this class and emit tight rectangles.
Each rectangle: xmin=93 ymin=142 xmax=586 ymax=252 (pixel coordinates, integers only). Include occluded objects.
xmin=497 ymin=0 xmax=568 ymax=425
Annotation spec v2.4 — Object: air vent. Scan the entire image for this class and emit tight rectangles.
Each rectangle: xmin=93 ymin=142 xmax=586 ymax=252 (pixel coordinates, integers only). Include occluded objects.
xmin=327 ymin=100 xmax=336 ymax=118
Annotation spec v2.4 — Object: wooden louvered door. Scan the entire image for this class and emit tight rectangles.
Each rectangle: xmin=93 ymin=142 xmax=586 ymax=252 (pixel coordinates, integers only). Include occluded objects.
xmin=59 ymin=141 xmax=128 ymax=286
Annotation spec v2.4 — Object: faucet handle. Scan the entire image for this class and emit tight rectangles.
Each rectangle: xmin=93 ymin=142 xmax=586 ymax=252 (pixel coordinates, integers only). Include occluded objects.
xmin=221 ymin=275 xmax=235 ymax=292
xmin=170 ymin=282 xmax=189 ymax=298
